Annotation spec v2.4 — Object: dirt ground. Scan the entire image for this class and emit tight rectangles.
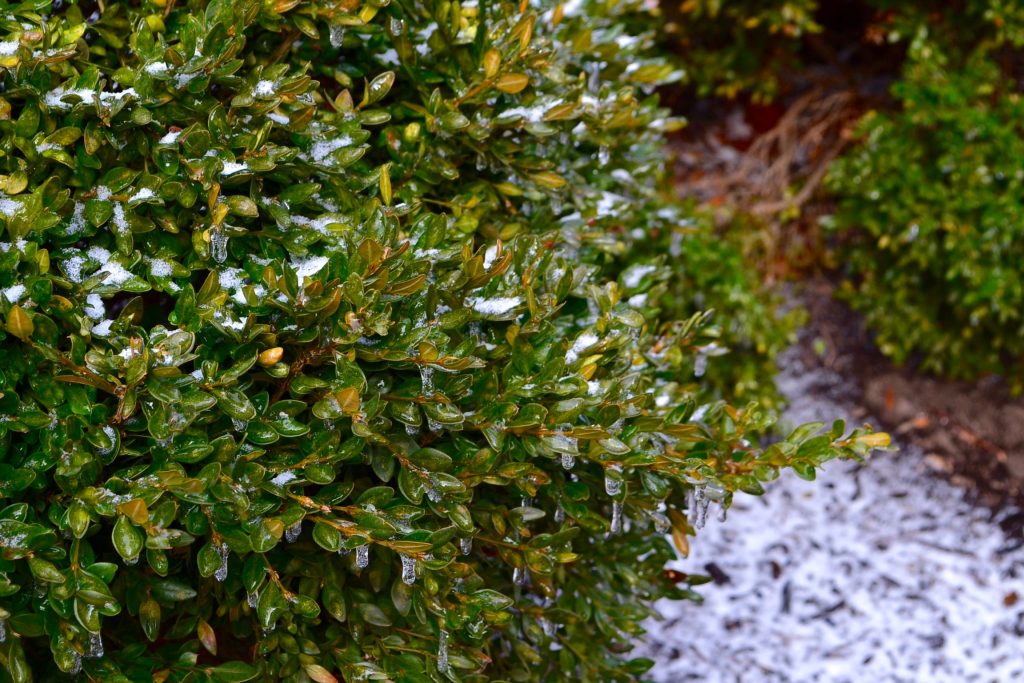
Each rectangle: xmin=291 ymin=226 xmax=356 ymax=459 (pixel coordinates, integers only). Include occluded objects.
xmin=793 ymin=277 xmax=1024 ymax=548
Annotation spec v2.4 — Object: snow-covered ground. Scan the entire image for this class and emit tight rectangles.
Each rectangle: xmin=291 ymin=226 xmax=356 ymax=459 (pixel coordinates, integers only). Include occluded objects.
xmin=640 ymin=349 xmax=1024 ymax=682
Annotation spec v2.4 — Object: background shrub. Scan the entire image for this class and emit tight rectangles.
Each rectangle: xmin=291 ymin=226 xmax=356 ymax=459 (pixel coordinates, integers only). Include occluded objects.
xmin=826 ymin=16 xmax=1024 ymax=386
xmin=659 ymin=0 xmax=819 ymax=101
xmin=0 ymin=0 xmax=881 ymax=681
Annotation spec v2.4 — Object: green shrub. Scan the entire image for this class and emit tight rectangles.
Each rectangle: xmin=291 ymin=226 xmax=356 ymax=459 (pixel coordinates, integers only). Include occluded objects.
xmin=0 ymin=0 xmax=882 ymax=680
xmin=661 ymin=0 xmax=819 ymax=100
xmin=623 ymin=204 xmax=802 ymax=411
xmin=826 ymin=34 xmax=1024 ymax=385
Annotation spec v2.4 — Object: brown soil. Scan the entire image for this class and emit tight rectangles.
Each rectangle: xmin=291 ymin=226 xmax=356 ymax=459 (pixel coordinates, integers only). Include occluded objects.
xmin=796 ymin=277 xmax=1024 ymax=520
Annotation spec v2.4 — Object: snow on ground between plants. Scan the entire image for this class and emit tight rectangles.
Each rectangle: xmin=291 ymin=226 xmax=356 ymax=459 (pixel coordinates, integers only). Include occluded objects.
xmin=640 ymin=348 xmax=1024 ymax=682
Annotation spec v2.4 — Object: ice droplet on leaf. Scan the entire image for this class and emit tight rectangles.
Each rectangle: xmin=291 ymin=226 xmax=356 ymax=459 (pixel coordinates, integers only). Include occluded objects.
xmin=604 ymin=463 xmax=623 ymax=496
xmin=401 ymin=554 xmax=416 ymax=585
xmin=459 ymin=537 xmax=473 ymax=555
xmin=329 ymin=24 xmax=345 ymax=47
xmin=513 ymin=565 xmax=527 ymax=586
xmin=356 ymin=544 xmax=370 ymax=569
xmin=214 ymin=543 xmax=229 ymax=582
xmin=210 ymin=228 xmax=228 ymax=264
xmin=285 ymin=522 xmax=302 ymax=544
xmin=86 ymin=632 xmax=104 ymax=659
xmin=437 ymin=629 xmax=449 ymax=673
xmin=609 ymin=500 xmax=623 ymax=535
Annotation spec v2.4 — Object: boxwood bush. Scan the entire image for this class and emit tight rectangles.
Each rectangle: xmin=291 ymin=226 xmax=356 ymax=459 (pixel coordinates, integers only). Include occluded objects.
xmin=826 ymin=16 xmax=1024 ymax=385
xmin=0 ymin=0 xmax=884 ymax=680
xmin=660 ymin=0 xmax=819 ymax=101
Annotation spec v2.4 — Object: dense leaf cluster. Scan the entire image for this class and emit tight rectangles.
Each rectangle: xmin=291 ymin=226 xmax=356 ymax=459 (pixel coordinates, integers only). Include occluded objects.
xmin=0 ymin=0 xmax=882 ymax=681
xmin=827 ymin=4 xmax=1024 ymax=385
xmin=659 ymin=0 xmax=819 ymax=100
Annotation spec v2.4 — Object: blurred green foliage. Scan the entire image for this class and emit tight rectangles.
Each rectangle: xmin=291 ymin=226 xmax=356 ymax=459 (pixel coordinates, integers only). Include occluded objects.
xmin=827 ymin=3 xmax=1024 ymax=386
xmin=661 ymin=0 xmax=819 ymax=100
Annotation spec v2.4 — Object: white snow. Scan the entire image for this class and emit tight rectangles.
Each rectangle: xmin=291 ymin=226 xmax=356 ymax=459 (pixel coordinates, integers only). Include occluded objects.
xmin=220 ymin=161 xmax=249 ymax=176
xmin=466 ymin=296 xmax=521 ymax=316
xmin=307 ymin=135 xmax=354 ymax=163
xmin=219 ymin=268 xmax=251 ymax=305
xmin=91 ymin=319 xmax=113 ymax=336
xmin=289 ymin=254 xmax=328 ymax=282
xmin=0 ymin=195 xmax=21 ymax=217
xmin=254 ymin=80 xmax=276 ymax=97
xmin=147 ymin=258 xmax=173 ymax=278
xmin=482 ymin=244 xmax=499 ymax=270
xmin=144 ymin=61 xmax=170 ymax=75
xmin=98 ymin=260 xmax=133 ymax=286
xmin=65 ymin=202 xmax=87 ymax=235
xmin=271 ymin=471 xmax=297 ymax=486
xmin=43 ymin=85 xmax=138 ymax=111
xmin=159 ymin=130 xmax=181 ymax=144
xmin=500 ymin=102 xmax=550 ymax=124
xmin=0 ymin=41 xmax=19 ymax=56
xmin=84 ymin=293 xmax=105 ymax=319
xmin=622 ymin=264 xmax=656 ymax=288
xmin=2 ymin=284 xmax=25 ymax=303
xmin=565 ymin=331 xmax=598 ymax=364
xmin=639 ymin=348 xmax=1024 ymax=682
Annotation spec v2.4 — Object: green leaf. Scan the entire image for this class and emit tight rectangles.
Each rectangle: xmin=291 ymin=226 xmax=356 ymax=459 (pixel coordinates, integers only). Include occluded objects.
xmin=211 ymin=661 xmax=261 ymax=682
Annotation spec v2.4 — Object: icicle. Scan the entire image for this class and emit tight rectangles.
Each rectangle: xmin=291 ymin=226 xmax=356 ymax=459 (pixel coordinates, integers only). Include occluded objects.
xmin=86 ymin=632 xmax=104 ymax=659
xmin=285 ymin=522 xmax=302 ymax=544
xmin=355 ymin=544 xmax=370 ymax=569
xmin=69 ymin=653 xmax=82 ymax=676
xmin=329 ymin=24 xmax=345 ymax=48
xmin=437 ymin=629 xmax=449 ymax=673
xmin=604 ymin=464 xmax=623 ymax=496
xmin=214 ymin=543 xmax=229 ymax=582
xmin=560 ymin=452 xmax=575 ymax=470
xmin=554 ymin=504 xmax=565 ymax=523
xmin=459 ymin=537 xmax=473 ymax=555
xmin=716 ymin=503 xmax=728 ymax=523
xmin=124 ymin=554 xmax=139 ymax=566
xmin=210 ymin=228 xmax=228 ymax=264
xmin=401 ymin=555 xmax=416 ymax=585
xmin=692 ymin=487 xmax=709 ymax=530
xmin=467 ymin=619 xmax=486 ymax=638
xmin=419 ymin=366 xmax=444 ymax=433
xmin=513 ymin=565 xmax=527 ymax=586
xmin=247 ymin=590 xmax=259 ymax=608
xmin=0 ymin=620 xmax=6 ymax=643
xmin=652 ymin=512 xmax=671 ymax=534
xmin=609 ymin=500 xmax=623 ymax=535
xmin=426 ymin=486 xmax=442 ymax=503
xmin=420 ymin=365 xmax=435 ymax=395
xmin=694 ymin=352 xmax=708 ymax=378
xmin=405 ymin=423 xmax=420 ymax=437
